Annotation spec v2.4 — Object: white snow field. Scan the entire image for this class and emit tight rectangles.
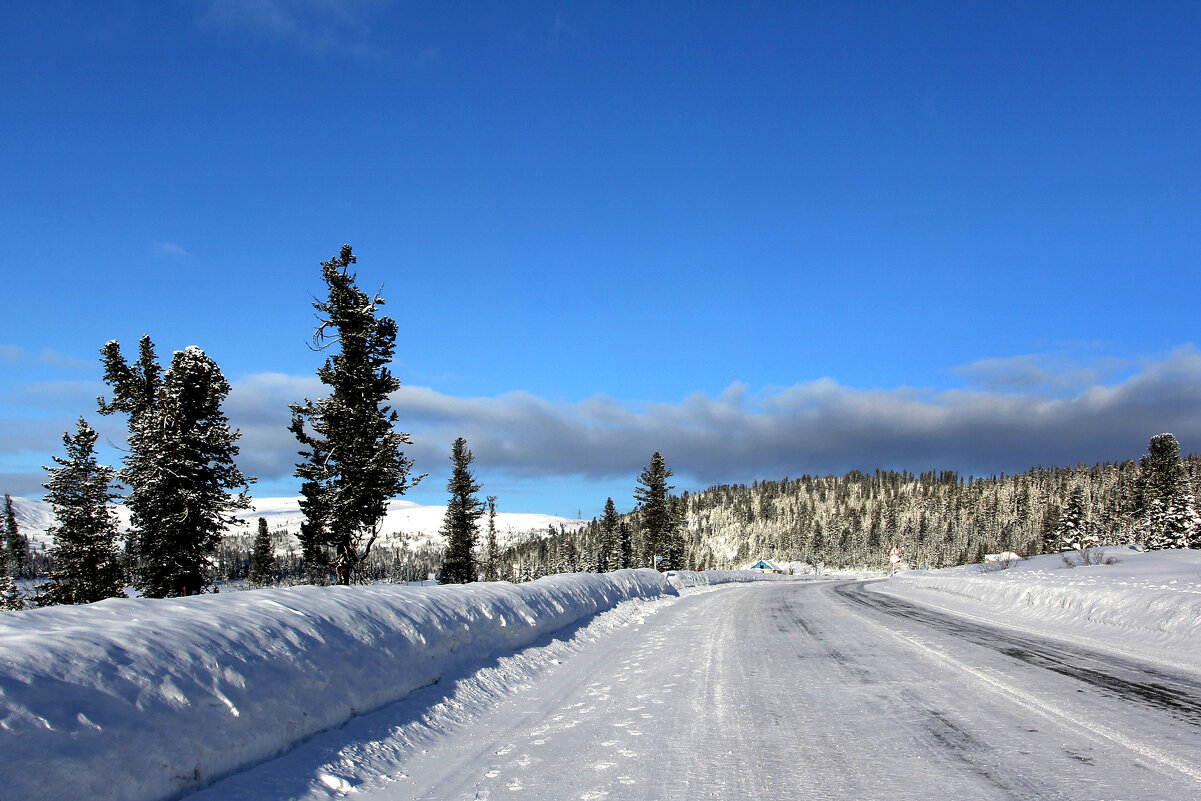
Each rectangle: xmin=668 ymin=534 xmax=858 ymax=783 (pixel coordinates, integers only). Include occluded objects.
xmin=872 ymin=547 xmax=1201 ymax=676
xmin=3 ymin=554 xmax=1200 ymax=800
xmin=0 ymin=568 xmax=778 ymax=801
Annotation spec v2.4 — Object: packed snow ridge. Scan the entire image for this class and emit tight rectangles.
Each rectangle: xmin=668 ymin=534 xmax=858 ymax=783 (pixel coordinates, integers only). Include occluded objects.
xmin=0 ymin=568 xmax=780 ymax=801
xmin=872 ymin=547 xmax=1201 ymax=676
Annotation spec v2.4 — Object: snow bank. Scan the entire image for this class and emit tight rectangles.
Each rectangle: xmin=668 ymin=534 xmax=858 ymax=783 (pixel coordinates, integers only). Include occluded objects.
xmin=871 ymin=548 xmax=1201 ymax=675
xmin=666 ymin=568 xmax=796 ymax=590
xmin=0 ymin=568 xmax=774 ymax=801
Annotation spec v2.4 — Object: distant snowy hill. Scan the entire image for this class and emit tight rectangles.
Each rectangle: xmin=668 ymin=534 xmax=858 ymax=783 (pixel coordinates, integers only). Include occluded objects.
xmin=5 ymin=496 xmax=583 ymax=554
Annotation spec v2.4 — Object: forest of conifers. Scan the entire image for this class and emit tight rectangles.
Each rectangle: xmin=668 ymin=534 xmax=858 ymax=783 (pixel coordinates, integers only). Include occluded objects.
xmin=498 ymin=449 xmax=1201 ymax=579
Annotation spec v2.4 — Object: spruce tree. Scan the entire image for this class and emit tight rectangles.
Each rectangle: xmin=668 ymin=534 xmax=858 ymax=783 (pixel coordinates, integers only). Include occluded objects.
xmin=634 ymin=452 xmax=674 ymax=570
xmin=97 ymin=334 xmax=164 ymax=571
xmin=248 ymin=517 xmax=275 ymax=586
xmin=663 ymin=495 xmax=686 ymax=570
xmin=3 ymin=494 xmax=32 ymax=579
xmin=1057 ymin=485 xmax=1096 ymax=551
xmin=1138 ymin=433 xmax=1200 ymax=549
xmin=0 ymin=515 xmax=21 ymax=610
xmin=100 ymin=340 xmax=252 ymax=597
xmin=600 ymin=497 xmax=621 ymax=571
xmin=41 ymin=418 xmax=125 ymax=605
xmin=483 ymin=496 xmax=500 ymax=581
xmin=290 ymin=245 xmax=421 ymax=585
xmin=618 ymin=519 xmax=632 ymax=569
xmin=441 ymin=437 xmax=484 ymax=584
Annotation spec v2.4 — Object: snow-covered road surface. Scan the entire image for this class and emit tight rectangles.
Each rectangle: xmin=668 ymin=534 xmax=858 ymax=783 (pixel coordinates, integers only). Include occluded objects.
xmin=192 ymin=579 xmax=1201 ymax=800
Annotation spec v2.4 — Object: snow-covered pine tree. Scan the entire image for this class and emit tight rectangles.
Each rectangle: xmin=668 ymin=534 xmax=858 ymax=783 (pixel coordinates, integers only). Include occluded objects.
xmin=483 ymin=496 xmax=500 ymax=581
xmin=0 ymin=513 xmax=21 ymax=610
xmin=1056 ymin=485 xmax=1096 ymax=551
xmin=441 ymin=437 xmax=484 ymax=584
xmin=1138 ymin=433 xmax=1200 ymax=549
xmin=667 ymin=494 xmax=686 ymax=569
xmin=98 ymin=335 xmax=163 ymax=572
xmin=3 ymin=494 xmax=32 ymax=579
xmin=41 ymin=418 xmax=125 ymax=605
xmin=599 ymin=497 xmax=621 ymax=572
xmin=248 ymin=517 xmax=275 ymax=586
xmin=634 ymin=452 xmax=674 ymax=570
xmin=101 ymin=340 xmax=252 ymax=597
xmin=290 ymin=245 xmax=421 ymax=585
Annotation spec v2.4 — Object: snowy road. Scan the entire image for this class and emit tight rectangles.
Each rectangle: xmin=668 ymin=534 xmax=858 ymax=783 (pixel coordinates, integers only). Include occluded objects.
xmin=196 ymin=580 xmax=1201 ymax=800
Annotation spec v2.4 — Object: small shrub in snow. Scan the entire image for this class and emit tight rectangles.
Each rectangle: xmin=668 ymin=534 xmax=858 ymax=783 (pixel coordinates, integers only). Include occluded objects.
xmin=1060 ymin=548 xmax=1120 ymax=568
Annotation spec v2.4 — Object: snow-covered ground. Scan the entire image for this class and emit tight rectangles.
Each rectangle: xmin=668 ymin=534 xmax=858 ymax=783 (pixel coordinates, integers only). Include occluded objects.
xmin=3 ymin=551 xmax=1200 ymax=801
xmin=871 ymin=547 xmax=1201 ymax=678
xmin=0 ymin=568 xmax=784 ymax=801
xmin=5 ymin=495 xmax=582 ymax=554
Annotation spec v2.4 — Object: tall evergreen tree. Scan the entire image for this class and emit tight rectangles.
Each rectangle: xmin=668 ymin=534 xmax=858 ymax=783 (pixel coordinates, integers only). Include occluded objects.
xmin=100 ymin=340 xmax=252 ymax=597
xmin=483 ymin=496 xmax=500 ymax=581
xmin=441 ymin=437 xmax=484 ymax=584
xmin=634 ymin=452 xmax=674 ymax=570
xmin=600 ymin=497 xmax=621 ymax=571
xmin=97 ymin=334 xmax=164 ymax=571
xmin=248 ymin=517 xmax=275 ymax=586
xmin=1138 ymin=433 xmax=1200 ymax=549
xmin=0 ymin=510 xmax=21 ymax=610
xmin=41 ymin=418 xmax=125 ymax=605
xmin=1057 ymin=485 xmax=1096 ymax=551
xmin=290 ymin=245 xmax=421 ymax=585
xmin=618 ymin=519 xmax=633 ymax=569
xmin=3 ymin=494 xmax=32 ymax=579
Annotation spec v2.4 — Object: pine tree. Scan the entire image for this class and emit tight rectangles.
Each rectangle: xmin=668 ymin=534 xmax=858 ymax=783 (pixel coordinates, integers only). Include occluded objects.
xmin=100 ymin=340 xmax=252 ymax=597
xmin=290 ymin=245 xmax=421 ymax=585
xmin=663 ymin=495 xmax=686 ymax=570
xmin=618 ymin=519 xmax=632 ymax=569
xmin=1057 ymin=485 xmax=1096 ymax=551
xmin=634 ymin=452 xmax=674 ymax=570
xmin=1138 ymin=433 xmax=1200 ymax=549
xmin=248 ymin=517 xmax=275 ymax=586
xmin=441 ymin=437 xmax=484 ymax=584
xmin=41 ymin=418 xmax=125 ymax=605
xmin=483 ymin=496 xmax=500 ymax=581
xmin=0 ymin=515 xmax=21 ymax=611
xmin=599 ymin=497 xmax=621 ymax=571
xmin=3 ymin=494 xmax=32 ymax=579
xmin=97 ymin=335 xmax=163 ymax=571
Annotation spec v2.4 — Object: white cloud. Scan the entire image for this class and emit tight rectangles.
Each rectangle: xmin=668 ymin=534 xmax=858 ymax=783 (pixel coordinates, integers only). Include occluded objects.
xmin=155 ymin=242 xmax=192 ymax=257
xmin=950 ymin=352 xmax=1131 ymax=393
xmin=200 ymin=0 xmax=393 ymax=55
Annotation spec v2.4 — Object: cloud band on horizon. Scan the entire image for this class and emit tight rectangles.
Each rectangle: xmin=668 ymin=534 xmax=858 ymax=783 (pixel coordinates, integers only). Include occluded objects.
xmin=3 ymin=347 xmax=1198 ymax=498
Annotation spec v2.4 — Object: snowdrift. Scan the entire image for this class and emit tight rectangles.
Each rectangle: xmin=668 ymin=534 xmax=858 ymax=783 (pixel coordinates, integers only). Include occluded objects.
xmin=0 ymin=569 xmax=768 ymax=801
xmin=872 ymin=548 xmax=1201 ymax=675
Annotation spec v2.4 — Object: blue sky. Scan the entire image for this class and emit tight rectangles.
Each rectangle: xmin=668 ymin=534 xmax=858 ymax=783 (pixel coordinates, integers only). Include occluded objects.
xmin=3 ymin=1 xmax=1200 ymax=517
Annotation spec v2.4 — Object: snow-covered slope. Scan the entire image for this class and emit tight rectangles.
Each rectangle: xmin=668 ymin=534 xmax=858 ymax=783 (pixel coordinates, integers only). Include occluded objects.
xmin=871 ymin=548 xmax=1201 ymax=677
xmin=0 ymin=569 xmax=775 ymax=801
xmin=4 ymin=495 xmax=582 ymax=553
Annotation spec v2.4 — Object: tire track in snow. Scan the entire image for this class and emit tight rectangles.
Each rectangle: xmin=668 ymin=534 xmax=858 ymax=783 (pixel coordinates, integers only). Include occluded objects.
xmin=837 ymin=582 xmax=1201 ymax=725
xmin=835 ymin=581 xmax=1201 ymax=785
